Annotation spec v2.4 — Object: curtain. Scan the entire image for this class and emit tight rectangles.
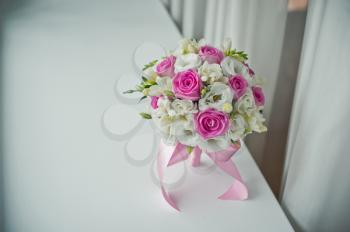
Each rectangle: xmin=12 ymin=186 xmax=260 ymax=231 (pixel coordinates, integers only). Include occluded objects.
xmin=281 ymin=0 xmax=350 ymax=231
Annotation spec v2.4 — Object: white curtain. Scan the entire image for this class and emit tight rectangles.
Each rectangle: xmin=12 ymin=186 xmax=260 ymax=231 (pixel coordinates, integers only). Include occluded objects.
xmin=161 ymin=0 xmax=289 ymax=165
xmin=281 ymin=0 xmax=350 ymax=231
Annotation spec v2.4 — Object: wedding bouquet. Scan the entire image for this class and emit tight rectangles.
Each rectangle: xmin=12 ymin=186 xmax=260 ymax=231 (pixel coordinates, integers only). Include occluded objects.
xmin=126 ymin=38 xmax=266 ymax=151
xmin=125 ymin=38 xmax=267 ymax=210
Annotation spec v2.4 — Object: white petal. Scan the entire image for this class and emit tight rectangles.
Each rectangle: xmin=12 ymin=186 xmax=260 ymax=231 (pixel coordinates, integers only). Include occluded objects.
xmin=174 ymin=54 xmax=201 ymax=72
xmin=198 ymin=136 xmax=231 ymax=152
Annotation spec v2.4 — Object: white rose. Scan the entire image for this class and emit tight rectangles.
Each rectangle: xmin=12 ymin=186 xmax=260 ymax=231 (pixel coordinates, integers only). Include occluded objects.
xmin=198 ymin=61 xmax=226 ymax=84
xmin=175 ymin=115 xmax=200 ymax=147
xmin=235 ymin=90 xmax=256 ymax=116
xmin=171 ymin=99 xmax=197 ymax=115
xmin=199 ymin=82 xmax=233 ymax=111
xmin=228 ymin=114 xmax=248 ymax=140
xmin=247 ymin=111 xmax=267 ymax=133
xmin=220 ymin=56 xmax=248 ymax=77
xmin=174 ymin=54 xmax=202 ymax=72
xmin=221 ymin=38 xmax=232 ymax=53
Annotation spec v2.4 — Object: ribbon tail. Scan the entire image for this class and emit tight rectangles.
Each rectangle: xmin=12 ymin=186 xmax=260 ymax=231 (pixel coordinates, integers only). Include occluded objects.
xmin=167 ymin=143 xmax=190 ymax=167
xmin=216 ymin=159 xmax=248 ymax=200
xmin=157 ymin=141 xmax=180 ymax=211
xmin=160 ymin=186 xmax=180 ymax=211
xmin=217 ymin=179 xmax=248 ymax=200
xmin=208 ymin=152 xmax=248 ymax=201
xmin=191 ymin=146 xmax=202 ymax=167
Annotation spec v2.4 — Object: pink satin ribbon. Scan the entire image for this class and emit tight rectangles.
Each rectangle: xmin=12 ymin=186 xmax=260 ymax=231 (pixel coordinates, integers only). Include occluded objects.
xmin=157 ymin=140 xmax=248 ymax=211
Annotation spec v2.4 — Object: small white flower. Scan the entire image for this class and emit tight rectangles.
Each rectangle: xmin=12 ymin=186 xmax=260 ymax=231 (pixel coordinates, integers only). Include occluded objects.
xmin=220 ymin=56 xmax=248 ymax=77
xmin=228 ymin=114 xmax=248 ymax=140
xmin=199 ymin=82 xmax=233 ymax=111
xmin=198 ymin=61 xmax=226 ymax=84
xmin=222 ymin=103 xmax=233 ymax=113
xmin=171 ymin=99 xmax=197 ymax=115
xmin=152 ymin=114 xmax=177 ymax=145
xmin=173 ymin=38 xmax=200 ymax=55
xmin=247 ymin=111 xmax=267 ymax=133
xmin=175 ymin=116 xmax=200 ymax=147
xmin=151 ymin=97 xmax=199 ymax=146
xmin=152 ymin=97 xmax=170 ymax=116
xmin=148 ymin=85 xmax=161 ymax=96
xmin=151 ymin=98 xmax=177 ymax=145
xmin=197 ymin=135 xmax=231 ymax=152
xmin=148 ymin=76 xmax=172 ymax=96
xmin=174 ymin=53 xmax=202 ymax=72
xmin=142 ymin=67 xmax=158 ymax=82
xmin=142 ymin=88 xmax=150 ymax=96
xmin=235 ymin=90 xmax=256 ymax=116
xmin=221 ymin=38 xmax=232 ymax=52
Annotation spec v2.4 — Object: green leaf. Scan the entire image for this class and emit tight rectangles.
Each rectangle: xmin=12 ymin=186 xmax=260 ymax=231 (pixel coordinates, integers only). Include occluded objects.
xmin=146 ymin=79 xmax=156 ymax=85
xmin=142 ymin=60 xmax=158 ymax=71
xmin=142 ymin=76 xmax=148 ymax=82
xmin=201 ymin=88 xmax=208 ymax=97
xmin=138 ymin=96 xmax=147 ymax=102
xmin=225 ymin=49 xmax=248 ymax=62
xmin=139 ymin=112 xmax=152 ymax=119
xmin=123 ymin=89 xmax=138 ymax=94
xmin=143 ymin=84 xmax=153 ymax=89
xmin=136 ymin=85 xmax=144 ymax=91
xmin=213 ymin=95 xmax=222 ymax=102
xmin=164 ymin=90 xmax=175 ymax=97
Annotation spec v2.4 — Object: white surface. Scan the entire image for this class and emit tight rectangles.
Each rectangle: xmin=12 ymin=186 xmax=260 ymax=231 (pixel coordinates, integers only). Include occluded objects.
xmin=1 ymin=0 xmax=293 ymax=231
xmin=282 ymin=0 xmax=350 ymax=231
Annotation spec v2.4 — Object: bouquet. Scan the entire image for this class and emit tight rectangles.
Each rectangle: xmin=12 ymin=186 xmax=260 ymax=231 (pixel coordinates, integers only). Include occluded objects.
xmin=125 ymin=38 xmax=267 ymax=211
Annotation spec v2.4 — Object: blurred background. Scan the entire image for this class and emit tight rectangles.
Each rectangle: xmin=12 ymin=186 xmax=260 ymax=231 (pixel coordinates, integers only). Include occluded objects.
xmin=1 ymin=0 xmax=350 ymax=231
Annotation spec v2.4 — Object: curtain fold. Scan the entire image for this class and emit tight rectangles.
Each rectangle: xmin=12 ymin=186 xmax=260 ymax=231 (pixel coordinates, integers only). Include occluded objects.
xmin=281 ymin=0 xmax=350 ymax=231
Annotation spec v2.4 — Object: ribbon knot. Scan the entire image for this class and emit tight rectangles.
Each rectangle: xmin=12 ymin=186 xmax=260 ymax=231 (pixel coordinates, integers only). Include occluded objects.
xmin=157 ymin=140 xmax=248 ymax=211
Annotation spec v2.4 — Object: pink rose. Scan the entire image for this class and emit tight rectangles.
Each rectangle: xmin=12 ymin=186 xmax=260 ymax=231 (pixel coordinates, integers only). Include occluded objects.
xmin=150 ymin=96 xmax=159 ymax=109
xmin=194 ymin=108 xmax=230 ymax=140
xmin=172 ymin=69 xmax=202 ymax=100
xmin=252 ymin=86 xmax=265 ymax=106
xmin=155 ymin=56 xmax=176 ymax=77
xmin=199 ymin=45 xmax=224 ymax=64
xmin=228 ymin=74 xmax=248 ymax=99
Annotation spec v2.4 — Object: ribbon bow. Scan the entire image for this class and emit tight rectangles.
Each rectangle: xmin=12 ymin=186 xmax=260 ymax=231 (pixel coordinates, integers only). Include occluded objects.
xmin=157 ymin=140 xmax=248 ymax=211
